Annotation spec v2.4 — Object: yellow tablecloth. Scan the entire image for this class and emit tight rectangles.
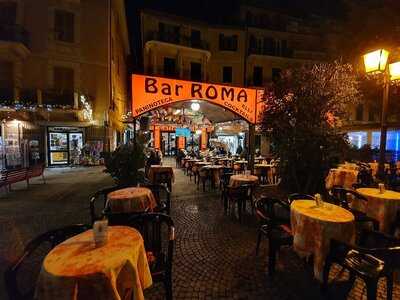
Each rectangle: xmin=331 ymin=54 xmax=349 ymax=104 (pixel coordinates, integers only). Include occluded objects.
xmin=325 ymin=168 xmax=358 ymax=190
xmin=35 ymin=226 xmax=152 ymax=300
xmin=107 ymin=187 xmax=157 ymax=213
xmin=356 ymin=188 xmax=400 ymax=232
xmin=229 ymin=174 xmax=258 ymax=188
xmin=291 ymin=200 xmax=355 ymax=281
xmin=148 ymin=165 xmax=174 ymax=183
xmin=368 ymin=162 xmax=390 ymax=177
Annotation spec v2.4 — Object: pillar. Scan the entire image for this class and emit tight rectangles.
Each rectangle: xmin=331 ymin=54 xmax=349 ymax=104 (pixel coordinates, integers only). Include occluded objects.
xmin=154 ymin=125 xmax=161 ymax=149
xmin=201 ymin=128 xmax=208 ymax=150
xmin=248 ymin=124 xmax=255 ymax=173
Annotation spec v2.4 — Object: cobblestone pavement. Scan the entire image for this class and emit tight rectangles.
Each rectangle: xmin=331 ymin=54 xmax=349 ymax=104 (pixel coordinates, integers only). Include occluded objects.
xmin=1 ymin=162 xmax=399 ymax=299
xmin=145 ymin=159 xmax=400 ymax=300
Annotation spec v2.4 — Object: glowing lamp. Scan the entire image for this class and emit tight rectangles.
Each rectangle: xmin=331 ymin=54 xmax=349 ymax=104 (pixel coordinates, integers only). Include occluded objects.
xmin=195 ymin=129 xmax=202 ymax=135
xmin=363 ymin=49 xmax=389 ymax=74
xmin=191 ymin=102 xmax=200 ymax=111
xmin=389 ymin=61 xmax=400 ymax=81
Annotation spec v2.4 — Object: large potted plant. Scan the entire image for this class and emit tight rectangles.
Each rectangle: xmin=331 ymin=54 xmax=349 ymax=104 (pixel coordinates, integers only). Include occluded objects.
xmin=104 ymin=139 xmax=146 ymax=187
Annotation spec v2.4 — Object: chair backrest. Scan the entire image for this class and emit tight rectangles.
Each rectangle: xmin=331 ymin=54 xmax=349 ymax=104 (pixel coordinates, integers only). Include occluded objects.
xmin=255 ymin=196 xmax=290 ymax=226
xmin=330 ymin=187 xmax=367 ymax=209
xmin=4 ymin=224 xmax=90 ymax=300
xmin=90 ymin=185 xmax=127 ymax=224
xmin=154 ymin=171 xmax=171 ymax=184
xmin=127 ymin=213 xmax=174 ymax=276
xmin=139 ymin=183 xmax=171 ymax=214
xmin=288 ymin=193 xmax=315 ymax=205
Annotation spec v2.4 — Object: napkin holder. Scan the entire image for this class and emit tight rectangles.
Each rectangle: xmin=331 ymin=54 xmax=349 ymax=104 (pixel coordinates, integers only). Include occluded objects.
xmin=93 ymin=219 xmax=108 ymax=247
xmin=315 ymin=193 xmax=323 ymax=207
xmin=378 ymin=183 xmax=385 ymax=194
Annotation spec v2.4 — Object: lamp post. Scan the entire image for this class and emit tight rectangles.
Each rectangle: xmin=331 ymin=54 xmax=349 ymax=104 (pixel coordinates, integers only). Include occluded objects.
xmin=363 ymin=49 xmax=400 ymax=180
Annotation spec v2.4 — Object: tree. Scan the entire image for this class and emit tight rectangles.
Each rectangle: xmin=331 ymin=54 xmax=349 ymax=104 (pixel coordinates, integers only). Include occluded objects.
xmin=261 ymin=62 xmax=361 ymax=194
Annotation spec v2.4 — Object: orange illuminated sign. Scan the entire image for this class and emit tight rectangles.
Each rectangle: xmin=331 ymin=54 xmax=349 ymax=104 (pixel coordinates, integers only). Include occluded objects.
xmin=201 ymin=128 xmax=207 ymax=150
xmin=177 ymin=136 xmax=185 ymax=149
xmin=132 ymin=74 xmax=263 ymax=124
xmin=153 ymin=125 xmax=161 ymax=149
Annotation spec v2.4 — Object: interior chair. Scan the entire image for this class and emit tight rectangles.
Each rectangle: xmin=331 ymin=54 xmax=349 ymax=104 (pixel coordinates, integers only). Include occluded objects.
xmin=225 ymin=184 xmax=252 ymax=222
xmin=154 ymin=171 xmax=172 ymax=193
xmin=90 ymin=185 xmax=127 ymax=224
xmin=4 ymin=224 xmax=90 ymax=300
xmin=139 ymin=183 xmax=171 ymax=215
xmin=127 ymin=213 xmax=175 ymax=300
xmin=254 ymin=196 xmax=293 ymax=276
xmin=197 ymin=168 xmax=210 ymax=192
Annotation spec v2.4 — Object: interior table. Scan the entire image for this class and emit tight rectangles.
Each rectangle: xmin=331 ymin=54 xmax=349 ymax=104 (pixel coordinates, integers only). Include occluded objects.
xmin=291 ymin=200 xmax=355 ymax=281
xmin=203 ymin=165 xmax=224 ymax=186
xmin=107 ymin=187 xmax=157 ymax=213
xmin=356 ymin=188 xmax=400 ymax=232
xmin=325 ymin=168 xmax=358 ymax=190
xmin=148 ymin=165 xmax=174 ymax=184
xmin=35 ymin=226 xmax=152 ymax=300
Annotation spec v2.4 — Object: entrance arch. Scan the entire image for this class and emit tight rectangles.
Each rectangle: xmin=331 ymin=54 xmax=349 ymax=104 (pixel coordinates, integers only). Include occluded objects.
xmin=131 ymin=74 xmax=265 ymax=124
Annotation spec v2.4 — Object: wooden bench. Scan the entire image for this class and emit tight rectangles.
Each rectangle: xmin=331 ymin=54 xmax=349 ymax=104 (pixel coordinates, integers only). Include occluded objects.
xmin=0 ymin=164 xmax=46 ymax=192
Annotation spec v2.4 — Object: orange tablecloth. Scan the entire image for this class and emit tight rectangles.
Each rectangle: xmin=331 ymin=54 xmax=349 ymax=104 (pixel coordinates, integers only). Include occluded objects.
xmin=229 ymin=174 xmax=258 ymax=188
xmin=148 ymin=165 xmax=174 ymax=183
xmin=107 ymin=187 xmax=157 ymax=213
xmin=35 ymin=226 xmax=152 ymax=300
xmin=325 ymin=168 xmax=358 ymax=190
xmin=291 ymin=200 xmax=355 ymax=281
xmin=356 ymin=188 xmax=400 ymax=232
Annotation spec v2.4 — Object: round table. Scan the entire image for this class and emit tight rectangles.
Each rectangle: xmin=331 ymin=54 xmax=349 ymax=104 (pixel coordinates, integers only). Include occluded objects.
xmin=291 ymin=200 xmax=355 ymax=281
xmin=203 ymin=165 xmax=224 ymax=186
xmin=229 ymin=174 xmax=258 ymax=188
xmin=35 ymin=226 xmax=152 ymax=300
xmin=356 ymin=188 xmax=400 ymax=232
xmin=148 ymin=165 xmax=174 ymax=183
xmin=325 ymin=168 xmax=358 ymax=190
xmin=107 ymin=187 xmax=157 ymax=213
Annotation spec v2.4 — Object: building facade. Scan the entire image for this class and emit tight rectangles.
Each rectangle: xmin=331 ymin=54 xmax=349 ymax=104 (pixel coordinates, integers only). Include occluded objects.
xmin=0 ymin=0 xmax=130 ymax=168
xmin=139 ymin=6 xmax=340 ymax=155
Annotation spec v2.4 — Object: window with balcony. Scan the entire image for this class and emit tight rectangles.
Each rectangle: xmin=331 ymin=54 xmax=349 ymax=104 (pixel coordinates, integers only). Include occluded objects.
xmin=0 ymin=60 xmax=14 ymax=104
xmin=190 ymin=62 xmax=201 ymax=81
xmin=158 ymin=22 xmax=180 ymax=44
xmin=219 ymin=34 xmax=238 ymax=51
xmin=191 ymin=29 xmax=201 ymax=48
xmin=46 ymin=66 xmax=74 ymax=106
xmin=222 ymin=66 xmax=232 ymax=83
xmin=163 ymin=57 xmax=176 ymax=77
xmin=253 ymin=66 xmax=263 ymax=86
xmin=54 ymin=10 xmax=74 ymax=43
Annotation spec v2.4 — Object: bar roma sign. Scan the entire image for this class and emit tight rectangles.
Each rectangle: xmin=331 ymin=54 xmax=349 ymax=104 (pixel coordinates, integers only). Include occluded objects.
xmin=132 ymin=74 xmax=263 ymax=124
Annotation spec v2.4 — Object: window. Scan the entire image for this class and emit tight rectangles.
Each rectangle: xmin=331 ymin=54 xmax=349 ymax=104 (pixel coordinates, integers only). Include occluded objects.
xmin=0 ymin=2 xmax=17 ymax=25
xmin=54 ymin=10 xmax=74 ymax=42
xmin=219 ymin=34 xmax=238 ymax=51
xmin=347 ymin=131 xmax=368 ymax=149
xmin=272 ymin=68 xmax=281 ymax=82
xmin=190 ymin=62 xmax=202 ymax=81
xmin=158 ymin=22 xmax=180 ymax=43
xmin=191 ymin=29 xmax=201 ymax=47
xmin=263 ymin=37 xmax=275 ymax=55
xmin=222 ymin=66 xmax=232 ymax=83
xmin=54 ymin=67 xmax=74 ymax=92
xmin=163 ymin=57 xmax=176 ymax=77
xmin=253 ymin=66 xmax=263 ymax=86
xmin=355 ymin=104 xmax=364 ymax=121
xmin=368 ymin=106 xmax=375 ymax=121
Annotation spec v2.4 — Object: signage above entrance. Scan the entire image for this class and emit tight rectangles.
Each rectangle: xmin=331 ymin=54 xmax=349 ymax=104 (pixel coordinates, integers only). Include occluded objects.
xmin=131 ymin=74 xmax=264 ymax=124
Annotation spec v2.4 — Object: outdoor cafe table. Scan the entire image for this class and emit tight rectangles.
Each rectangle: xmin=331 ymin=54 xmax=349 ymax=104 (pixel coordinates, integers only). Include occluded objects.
xmin=325 ymin=168 xmax=358 ymax=190
xmin=229 ymin=174 xmax=258 ymax=188
xmin=107 ymin=187 xmax=157 ymax=213
xmin=356 ymin=188 xmax=400 ymax=232
xmin=368 ymin=162 xmax=390 ymax=177
xmin=193 ymin=161 xmax=212 ymax=172
xmin=148 ymin=165 xmax=175 ymax=184
xmin=291 ymin=200 xmax=355 ymax=281
xmin=202 ymin=165 xmax=224 ymax=186
xmin=35 ymin=226 xmax=152 ymax=300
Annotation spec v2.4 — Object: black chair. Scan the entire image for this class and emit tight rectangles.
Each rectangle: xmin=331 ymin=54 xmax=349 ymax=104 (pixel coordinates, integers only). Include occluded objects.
xmin=254 ymin=197 xmax=293 ymax=276
xmin=322 ymin=230 xmax=400 ymax=300
xmin=127 ymin=213 xmax=175 ymax=300
xmin=197 ymin=168 xmax=210 ymax=192
xmin=330 ymin=187 xmax=379 ymax=231
xmin=225 ymin=184 xmax=252 ymax=222
xmin=220 ymin=172 xmax=234 ymax=203
xmin=287 ymin=193 xmax=315 ymax=205
xmin=90 ymin=185 xmax=127 ymax=224
xmin=154 ymin=171 xmax=172 ymax=192
xmin=4 ymin=224 xmax=90 ymax=300
xmin=140 ymin=183 xmax=171 ymax=215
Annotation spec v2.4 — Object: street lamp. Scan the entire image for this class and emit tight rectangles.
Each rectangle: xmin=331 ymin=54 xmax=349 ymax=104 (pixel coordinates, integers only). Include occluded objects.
xmin=363 ymin=49 xmax=400 ymax=180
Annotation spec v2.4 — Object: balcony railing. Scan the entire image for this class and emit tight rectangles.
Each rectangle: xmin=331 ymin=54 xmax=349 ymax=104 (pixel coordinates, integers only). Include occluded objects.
xmin=248 ymin=46 xmax=294 ymax=58
xmin=42 ymin=89 xmax=75 ymax=108
xmin=0 ymin=24 xmax=30 ymax=48
xmin=146 ymin=31 xmax=209 ymax=50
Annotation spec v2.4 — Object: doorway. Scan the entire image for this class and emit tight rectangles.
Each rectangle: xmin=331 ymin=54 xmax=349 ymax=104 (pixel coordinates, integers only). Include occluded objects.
xmin=48 ymin=127 xmax=83 ymax=166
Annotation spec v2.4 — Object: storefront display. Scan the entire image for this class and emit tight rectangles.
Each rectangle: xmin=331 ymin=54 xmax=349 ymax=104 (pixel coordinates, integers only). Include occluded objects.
xmin=48 ymin=127 xmax=83 ymax=166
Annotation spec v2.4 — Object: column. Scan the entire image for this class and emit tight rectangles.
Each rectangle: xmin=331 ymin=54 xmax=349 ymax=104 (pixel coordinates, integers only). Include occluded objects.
xmin=154 ymin=125 xmax=161 ymax=149
xmin=201 ymin=128 xmax=208 ymax=150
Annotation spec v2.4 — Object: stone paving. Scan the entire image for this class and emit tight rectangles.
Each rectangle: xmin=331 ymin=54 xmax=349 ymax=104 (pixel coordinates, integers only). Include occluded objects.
xmin=0 ymin=160 xmax=399 ymax=299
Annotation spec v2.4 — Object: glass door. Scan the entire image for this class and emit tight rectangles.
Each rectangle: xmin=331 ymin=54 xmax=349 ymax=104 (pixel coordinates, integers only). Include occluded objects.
xmin=49 ymin=132 xmax=68 ymax=165
xmin=69 ymin=133 xmax=83 ymax=165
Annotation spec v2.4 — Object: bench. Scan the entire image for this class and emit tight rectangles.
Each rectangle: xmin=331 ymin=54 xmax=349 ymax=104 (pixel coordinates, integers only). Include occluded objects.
xmin=0 ymin=164 xmax=45 ymax=192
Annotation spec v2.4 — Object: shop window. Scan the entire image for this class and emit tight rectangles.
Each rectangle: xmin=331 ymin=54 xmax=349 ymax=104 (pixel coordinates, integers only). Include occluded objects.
xmin=190 ymin=62 xmax=201 ymax=81
xmin=163 ymin=57 xmax=176 ymax=77
xmin=347 ymin=131 xmax=368 ymax=149
xmin=253 ymin=66 xmax=263 ymax=86
xmin=54 ymin=10 xmax=74 ymax=43
xmin=222 ymin=66 xmax=232 ymax=83
xmin=219 ymin=34 xmax=238 ymax=51
xmin=355 ymin=104 xmax=364 ymax=121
